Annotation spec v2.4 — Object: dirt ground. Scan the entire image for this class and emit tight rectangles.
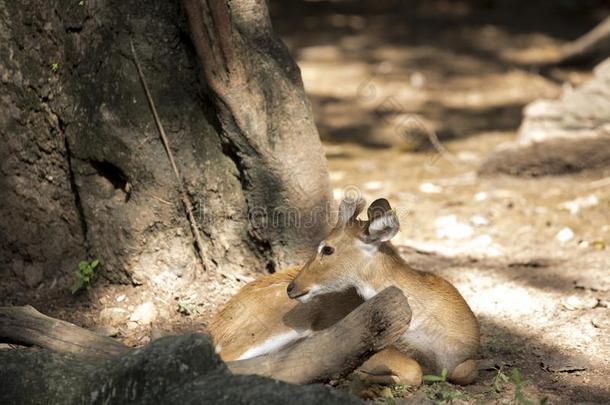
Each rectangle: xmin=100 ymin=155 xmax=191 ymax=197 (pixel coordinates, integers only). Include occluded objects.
xmin=272 ymin=2 xmax=610 ymax=403
xmin=2 ymin=1 xmax=609 ymax=404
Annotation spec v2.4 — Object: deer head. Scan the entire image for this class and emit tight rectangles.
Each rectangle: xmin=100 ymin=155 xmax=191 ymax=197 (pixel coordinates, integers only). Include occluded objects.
xmin=287 ymin=197 xmax=400 ymax=302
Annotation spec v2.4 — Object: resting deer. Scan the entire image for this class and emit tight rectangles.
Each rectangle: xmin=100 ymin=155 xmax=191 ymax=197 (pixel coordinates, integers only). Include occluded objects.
xmin=209 ymin=197 xmax=479 ymax=386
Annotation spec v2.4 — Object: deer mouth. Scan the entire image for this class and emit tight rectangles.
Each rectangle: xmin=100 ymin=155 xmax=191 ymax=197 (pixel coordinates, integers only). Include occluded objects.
xmin=288 ymin=289 xmax=310 ymax=300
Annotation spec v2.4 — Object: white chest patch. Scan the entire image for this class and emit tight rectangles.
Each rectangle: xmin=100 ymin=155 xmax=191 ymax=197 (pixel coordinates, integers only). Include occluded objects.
xmin=235 ymin=330 xmax=309 ymax=360
xmin=356 ymin=283 xmax=378 ymax=300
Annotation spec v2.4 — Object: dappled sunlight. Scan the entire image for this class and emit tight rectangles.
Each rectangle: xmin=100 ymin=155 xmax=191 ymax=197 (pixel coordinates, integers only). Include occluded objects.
xmin=394 ymin=244 xmax=609 ymax=401
xmin=275 ymin=0 xmax=585 ymax=150
xmin=3 ymin=0 xmax=610 ymax=403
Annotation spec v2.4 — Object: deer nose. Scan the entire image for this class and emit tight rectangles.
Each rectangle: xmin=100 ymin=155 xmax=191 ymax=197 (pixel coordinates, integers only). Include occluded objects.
xmin=287 ymin=282 xmax=296 ymax=295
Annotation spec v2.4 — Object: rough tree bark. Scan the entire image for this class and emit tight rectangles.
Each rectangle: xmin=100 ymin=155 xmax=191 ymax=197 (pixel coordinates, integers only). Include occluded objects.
xmin=0 ymin=0 xmax=330 ymax=290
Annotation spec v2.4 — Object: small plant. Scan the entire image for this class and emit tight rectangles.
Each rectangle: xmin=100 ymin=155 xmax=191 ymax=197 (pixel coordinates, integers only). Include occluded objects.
xmin=175 ymin=295 xmax=200 ymax=316
xmin=422 ymin=368 xmax=448 ymax=383
xmin=424 ymin=382 xmax=465 ymax=403
xmin=484 ymin=367 xmax=548 ymax=404
xmin=422 ymin=369 xmax=465 ymax=403
xmin=390 ymin=383 xmax=414 ymax=398
xmin=51 ymin=62 xmax=59 ymax=73
xmin=176 ymin=300 xmax=199 ymax=316
xmin=433 ymin=385 xmax=465 ymax=403
xmin=71 ymin=259 xmax=98 ymax=294
xmin=492 ymin=366 xmax=510 ymax=393
xmin=510 ymin=368 xmax=548 ymax=405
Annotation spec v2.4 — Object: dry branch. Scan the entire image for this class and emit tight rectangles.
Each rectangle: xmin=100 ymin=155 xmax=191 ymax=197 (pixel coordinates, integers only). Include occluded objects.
xmin=0 ymin=305 xmax=128 ymax=361
xmin=228 ymin=286 xmax=412 ymax=384
xmin=0 ymin=287 xmax=411 ymax=384
xmin=558 ymin=16 xmax=610 ymax=65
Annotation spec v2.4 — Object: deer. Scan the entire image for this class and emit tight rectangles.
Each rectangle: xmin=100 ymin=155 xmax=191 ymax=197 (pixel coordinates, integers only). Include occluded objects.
xmin=209 ymin=197 xmax=480 ymax=386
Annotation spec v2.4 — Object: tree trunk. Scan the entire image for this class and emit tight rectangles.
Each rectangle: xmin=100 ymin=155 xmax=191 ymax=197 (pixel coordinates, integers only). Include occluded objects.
xmin=0 ymin=0 xmax=330 ymax=290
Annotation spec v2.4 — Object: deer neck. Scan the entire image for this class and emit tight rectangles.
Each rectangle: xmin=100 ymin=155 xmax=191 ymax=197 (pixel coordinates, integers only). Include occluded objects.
xmin=354 ymin=243 xmax=417 ymax=300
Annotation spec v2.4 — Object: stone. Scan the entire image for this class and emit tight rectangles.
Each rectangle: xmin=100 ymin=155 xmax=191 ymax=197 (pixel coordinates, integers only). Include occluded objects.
xmin=0 ymin=334 xmax=362 ymax=404
xmin=562 ymin=295 xmax=599 ymax=311
xmin=99 ymin=308 xmax=129 ymax=328
xmin=129 ymin=302 xmax=158 ymax=325
xmin=480 ymin=58 xmax=610 ymax=176
xmin=91 ymin=326 xmax=119 ymax=337
xmin=556 ymin=227 xmax=574 ymax=243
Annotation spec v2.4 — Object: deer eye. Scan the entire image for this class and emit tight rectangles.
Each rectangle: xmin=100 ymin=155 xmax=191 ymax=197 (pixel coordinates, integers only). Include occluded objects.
xmin=321 ymin=245 xmax=335 ymax=256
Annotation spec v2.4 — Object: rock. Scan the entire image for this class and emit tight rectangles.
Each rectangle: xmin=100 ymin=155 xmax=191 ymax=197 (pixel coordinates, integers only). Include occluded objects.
xmin=364 ymin=181 xmax=383 ymax=191
xmin=92 ymin=334 xmax=360 ymax=405
xmin=0 ymin=350 xmax=97 ymax=404
xmin=130 ymin=302 xmax=158 ymax=325
xmin=556 ymin=227 xmax=574 ymax=243
xmin=435 ymin=215 xmax=473 ymax=240
xmin=329 ymin=171 xmax=346 ymax=181
xmin=419 ymin=183 xmax=442 ymax=194
xmin=99 ymin=308 xmax=129 ymax=327
xmin=0 ymin=334 xmax=361 ymax=405
xmin=91 ymin=326 xmax=119 ymax=337
xmin=474 ymin=192 xmax=488 ymax=201
xmin=470 ymin=215 xmax=489 ymax=227
xmin=542 ymin=357 xmax=588 ymax=373
xmin=0 ymin=334 xmax=362 ymax=405
xmin=561 ymin=295 xmax=599 ymax=311
xmin=23 ymin=263 xmax=44 ymax=288
xmin=480 ymin=58 xmax=610 ymax=176
xmin=380 ymin=387 xmax=394 ymax=398
xmin=559 ymin=194 xmax=599 ymax=215
xmin=590 ymin=309 xmax=610 ymax=329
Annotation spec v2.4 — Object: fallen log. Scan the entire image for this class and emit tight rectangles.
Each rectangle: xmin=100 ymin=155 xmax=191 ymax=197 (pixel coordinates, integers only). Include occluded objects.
xmin=0 ymin=286 xmax=411 ymax=384
xmin=228 ymin=286 xmax=412 ymax=383
xmin=0 ymin=305 xmax=129 ymax=361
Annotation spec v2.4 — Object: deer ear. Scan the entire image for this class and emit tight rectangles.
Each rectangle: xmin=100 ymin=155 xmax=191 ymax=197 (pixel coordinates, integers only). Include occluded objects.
xmin=365 ymin=209 xmax=399 ymax=243
xmin=367 ymin=198 xmax=392 ymax=222
xmin=337 ymin=197 xmax=366 ymax=226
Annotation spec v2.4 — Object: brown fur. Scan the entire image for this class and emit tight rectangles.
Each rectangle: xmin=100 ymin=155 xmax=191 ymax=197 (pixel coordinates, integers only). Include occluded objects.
xmin=209 ymin=267 xmax=364 ymax=361
xmin=358 ymin=347 xmax=423 ymax=386
xmin=209 ymin=198 xmax=480 ymax=385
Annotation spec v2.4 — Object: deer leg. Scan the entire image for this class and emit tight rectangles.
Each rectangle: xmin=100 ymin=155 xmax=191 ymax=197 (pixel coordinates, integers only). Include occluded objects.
xmin=356 ymin=347 xmax=422 ymax=386
xmin=448 ymin=359 xmax=478 ymax=385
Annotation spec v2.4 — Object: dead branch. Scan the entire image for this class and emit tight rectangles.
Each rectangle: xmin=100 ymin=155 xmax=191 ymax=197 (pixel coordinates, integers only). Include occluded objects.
xmin=216 ymin=286 xmax=411 ymax=384
xmin=0 ymin=287 xmax=411 ymax=384
xmin=0 ymin=305 xmax=128 ymax=361
xmin=557 ymin=16 xmax=610 ymax=66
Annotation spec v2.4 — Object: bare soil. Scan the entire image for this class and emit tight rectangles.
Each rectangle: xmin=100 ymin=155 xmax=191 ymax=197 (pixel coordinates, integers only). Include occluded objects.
xmin=2 ymin=1 xmax=609 ymax=403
